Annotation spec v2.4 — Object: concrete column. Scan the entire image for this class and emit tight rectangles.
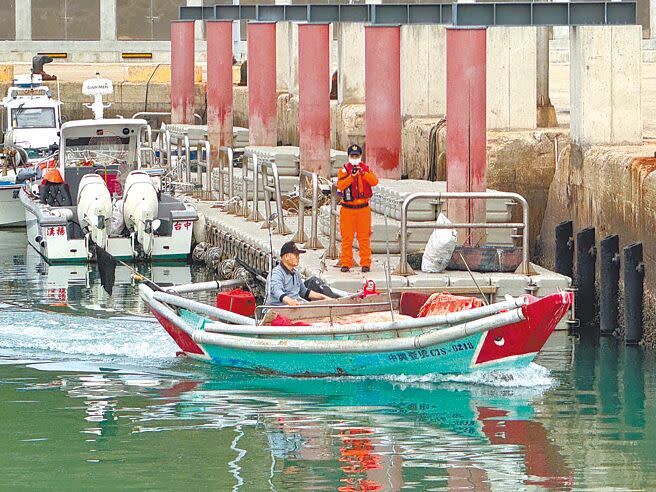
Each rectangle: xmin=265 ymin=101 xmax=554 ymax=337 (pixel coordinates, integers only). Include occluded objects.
xmin=570 ymin=26 xmax=642 ymax=145
xmin=171 ymin=21 xmax=196 ymax=125
xmin=536 ymin=27 xmax=557 ymax=127
xmin=486 ymin=27 xmax=536 ymax=130
xmin=289 ymin=23 xmax=300 ymax=97
xmin=401 ymin=24 xmax=446 ymax=118
xmin=15 ymin=0 xmax=31 ymax=41
xmin=337 ymin=23 xmax=365 ymax=104
xmin=248 ymin=22 xmax=277 ymax=146
xmin=299 ymin=24 xmax=331 ymax=176
xmin=365 ymin=25 xmax=401 ymax=179
xmin=446 ymin=27 xmax=487 ymax=240
xmin=276 ymin=21 xmax=291 ymax=93
xmin=207 ymin=21 xmax=234 ymax=154
xmin=99 ymin=0 xmax=117 ymax=41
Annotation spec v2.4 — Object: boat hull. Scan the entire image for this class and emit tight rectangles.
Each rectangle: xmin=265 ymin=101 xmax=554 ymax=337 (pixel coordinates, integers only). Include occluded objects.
xmin=0 ymin=183 xmax=25 ymax=227
xmin=151 ymin=292 xmax=572 ymax=377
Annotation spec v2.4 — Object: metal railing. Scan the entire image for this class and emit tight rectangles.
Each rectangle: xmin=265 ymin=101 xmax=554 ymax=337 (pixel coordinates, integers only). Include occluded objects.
xmin=260 ymin=158 xmax=292 ymax=235
xmin=394 ymin=191 xmax=530 ymax=276
xmin=216 ymin=146 xmax=235 ymax=203
xmin=241 ymin=151 xmax=263 ymax=221
xmin=326 ymin=183 xmax=340 ymax=260
xmin=292 ymin=170 xmax=323 ymax=249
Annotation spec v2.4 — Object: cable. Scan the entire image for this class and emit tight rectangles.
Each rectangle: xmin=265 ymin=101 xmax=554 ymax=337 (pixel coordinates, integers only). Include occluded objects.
xmin=144 ymin=63 xmax=162 ymax=113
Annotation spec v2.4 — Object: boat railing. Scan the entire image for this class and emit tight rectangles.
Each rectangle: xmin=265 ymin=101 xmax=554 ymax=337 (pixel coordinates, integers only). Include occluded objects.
xmin=240 ymin=150 xmax=263 ymax=221
xmin=292 ymin=170 xmax=323 ymax=249
xmin=260 ymin=157 xmax=292 ymax=235
xmin=395 ymin=191 xmax=531 ymax=276
xmin=216 ymin=146 xmax=235 ymax=206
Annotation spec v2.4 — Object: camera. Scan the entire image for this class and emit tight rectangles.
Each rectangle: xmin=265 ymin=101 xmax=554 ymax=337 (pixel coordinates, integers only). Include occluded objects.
xmin=351 ymin=165 xmax=359 ymax=175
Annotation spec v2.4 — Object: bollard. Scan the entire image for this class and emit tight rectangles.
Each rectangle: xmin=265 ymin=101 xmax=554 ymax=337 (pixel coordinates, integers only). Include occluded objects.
xmin=624 ymin=242 xmax=645 ymax=345
xmin=575 ymin=227 xmax=596 ymax=329
xmin=600 ymin=234 xmax=620 ymax=336
xmin=555 ymin=220 xmax=574 ymax=278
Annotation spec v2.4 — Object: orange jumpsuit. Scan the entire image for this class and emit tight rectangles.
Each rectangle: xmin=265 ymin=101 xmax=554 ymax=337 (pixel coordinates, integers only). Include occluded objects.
xmin=336 ymin=163 xmax=379 ymax=269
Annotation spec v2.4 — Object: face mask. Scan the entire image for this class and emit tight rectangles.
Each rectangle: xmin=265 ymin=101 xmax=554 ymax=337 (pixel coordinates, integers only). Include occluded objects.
xmin=349 ymin=157 xmax=361 ymax=165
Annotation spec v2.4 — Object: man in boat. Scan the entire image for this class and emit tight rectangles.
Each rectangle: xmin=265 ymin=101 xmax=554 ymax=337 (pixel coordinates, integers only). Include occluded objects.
xmin=267 ymin=241 xmax=332 ymax=307
xmin=40 ymin=168 xmax=72 ymax=207
xmin=335 ymin=144 xmax=379 ymax=273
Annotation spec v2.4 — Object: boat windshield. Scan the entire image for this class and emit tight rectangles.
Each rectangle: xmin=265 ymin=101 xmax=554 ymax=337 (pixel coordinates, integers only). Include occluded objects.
xmin=64 ymin=135 xmax=131 ymax=168
xmin=11 ymin=107 xmax=56 ymax=129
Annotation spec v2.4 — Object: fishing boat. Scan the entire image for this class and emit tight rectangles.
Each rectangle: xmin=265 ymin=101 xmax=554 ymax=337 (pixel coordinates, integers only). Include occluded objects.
xmin=19 ymin=76 xmax=198 ymax=263
xmin=0 ymin=73 xmax=61 ymax=227
xmin=139 ymin=280 xmax=573 ymax=377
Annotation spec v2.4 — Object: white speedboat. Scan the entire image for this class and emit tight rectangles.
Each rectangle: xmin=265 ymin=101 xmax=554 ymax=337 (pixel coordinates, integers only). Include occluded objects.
xmin=20 ymin=76 xmax=198 ymax=264
xmin=0 ymin=73 xmax=61 ymax=227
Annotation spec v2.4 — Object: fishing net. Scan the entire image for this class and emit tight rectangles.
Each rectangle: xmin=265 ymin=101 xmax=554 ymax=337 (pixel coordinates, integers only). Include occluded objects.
xmin=417 ymin=293 xmax=482 ymax=318
xmin=93 ymin=242 xmax=117 ymax=296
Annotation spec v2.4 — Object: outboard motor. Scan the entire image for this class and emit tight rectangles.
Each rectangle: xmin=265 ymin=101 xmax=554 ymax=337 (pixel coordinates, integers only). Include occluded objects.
xmin=123 ymin=170 xmax=159 ymax=257
xmin=77 ymin=174 xmax=112 ymax=249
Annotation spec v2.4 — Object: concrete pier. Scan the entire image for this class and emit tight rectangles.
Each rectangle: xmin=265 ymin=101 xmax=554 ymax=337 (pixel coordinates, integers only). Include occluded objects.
xmin=170 ymin=21 xmax=196 ymax=125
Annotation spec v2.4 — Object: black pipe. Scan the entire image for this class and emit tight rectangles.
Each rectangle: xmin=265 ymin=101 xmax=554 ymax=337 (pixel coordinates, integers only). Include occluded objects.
xmin=576 ymin=227 xmax=597 ymax=329
xmin=555 ymin=220 xmax=574 ymax=279
xmin=600 ymin=234 xmax=620 ymax=336
xmin=624 ymin=242 xmax=645 ymax=345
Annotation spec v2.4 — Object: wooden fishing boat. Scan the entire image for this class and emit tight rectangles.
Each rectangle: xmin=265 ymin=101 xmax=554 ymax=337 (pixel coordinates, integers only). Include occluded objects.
xmin=140 ymin=280 xmax=573 ymax=377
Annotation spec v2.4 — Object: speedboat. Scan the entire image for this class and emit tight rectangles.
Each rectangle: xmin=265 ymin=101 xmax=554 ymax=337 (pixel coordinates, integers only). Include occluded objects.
xmin=139 ymin=278 xmax=573 ymax=377
xmin=0 ymin=73 xmax=61 ymax=227
xmin=19 ymin=76 xmax=198 ymax=264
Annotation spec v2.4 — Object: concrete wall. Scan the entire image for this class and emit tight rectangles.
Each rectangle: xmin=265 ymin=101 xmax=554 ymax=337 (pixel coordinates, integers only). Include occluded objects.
xmin=487 ymin=27 xmax=537 ymax=130
xmin=401 ymin=24 xmax=446 ymax=119
xmin=337 ymin=22 xmax=365 ymax=105
xmin=570 ymin=26 xmax=642 ymax=145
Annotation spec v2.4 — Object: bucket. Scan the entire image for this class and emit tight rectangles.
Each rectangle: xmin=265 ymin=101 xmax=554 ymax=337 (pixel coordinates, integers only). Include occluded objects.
xmin=216 ymin=289 xmax=256 ymax=317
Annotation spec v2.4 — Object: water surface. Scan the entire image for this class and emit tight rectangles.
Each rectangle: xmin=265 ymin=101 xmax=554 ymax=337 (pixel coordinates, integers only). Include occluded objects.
xmin=1 ymin=229 xmax=655 ymax=491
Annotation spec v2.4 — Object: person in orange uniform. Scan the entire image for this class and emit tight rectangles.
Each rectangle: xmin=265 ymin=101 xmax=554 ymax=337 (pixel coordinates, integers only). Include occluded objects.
xmin=336 ymin=145 xmax=378 ymax=273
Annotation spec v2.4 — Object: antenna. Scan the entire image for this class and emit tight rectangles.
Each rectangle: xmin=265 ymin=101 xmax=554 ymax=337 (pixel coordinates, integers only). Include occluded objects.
xmin=82 ymin=73 xmax=113 ymax=120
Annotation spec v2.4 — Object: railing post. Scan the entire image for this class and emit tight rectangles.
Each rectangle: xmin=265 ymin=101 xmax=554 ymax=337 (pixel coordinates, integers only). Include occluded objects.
xmin=393 ymin=194 xmax=415 ymax=276
xmin=555 ymin=220 xmax=574 ymax=278
xmin=575 ymin=227 xmax=597 ymax=330
xmin=196 ymin=140 xmax=203 ymax=187
xmin=204 ymin=140 xmax=212 ymax=196
xmin=247 ymin=153 xmax=264 ymax=222
xmin=293 ymin=173 xmax=309 ymax=243
xmin=184 ymin=133 xmax=191 ymax=184
xmin=304 ymin=172 xmax=323 ymax=249
xmin=624 ymin=242 xmax=645 ymax=345
xmin=600 ymin=234 xmax=620 ymax=336
xmin=241 ymin=153 xmax=250 ymax=218
xmin=326 ymin=184 xmax=340 ymax=260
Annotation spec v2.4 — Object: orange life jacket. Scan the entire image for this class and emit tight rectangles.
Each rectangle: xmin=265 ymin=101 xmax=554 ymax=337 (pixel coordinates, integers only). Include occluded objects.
xmin=341 ymin=163 xmax=373 ymax=202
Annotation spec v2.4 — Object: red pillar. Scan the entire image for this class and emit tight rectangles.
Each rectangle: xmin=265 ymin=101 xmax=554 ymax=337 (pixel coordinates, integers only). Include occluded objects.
xmin=446 ymin=27 xmax=487 ymax=242
xmin=207 ymin=21 xmax=234 ymax=151
xmin=299 ymin=23 xmax=330 ymax=176
xmin=365 ymin=25 xmax=401 ymax=179
xmin=248 ymin=22 xmax=277 ymax=146
xmin=171 ymin=21 xmax=195 ymax=124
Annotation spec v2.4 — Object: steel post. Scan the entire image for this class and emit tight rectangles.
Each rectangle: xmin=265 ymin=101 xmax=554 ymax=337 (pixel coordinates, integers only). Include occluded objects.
xmin=446 ymin=27 xmax=487 ymax=244
xmin=600 ymin=234 xmax=620 ymax=336
xmin=171 ymin=21 xmax=195 ymax=125
xmin=624 ymin=242 xmax=645 ymax=345
xmin=365 ymin=25 xmax=401 ymax=179
xmin=207 ymin=20 xmax=234 ymax=182
xmin=248 ymin=22 xmax=277 ymax=146
xmin=575 ymin=227 xmax=597 ymax=329
xmin=299 ymin=23 xmax=331 ymax=177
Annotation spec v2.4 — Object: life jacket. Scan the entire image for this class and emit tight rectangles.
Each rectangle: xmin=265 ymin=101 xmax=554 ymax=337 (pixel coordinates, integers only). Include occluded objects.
xmin=341 ymin=163 xmax=373 ymax=203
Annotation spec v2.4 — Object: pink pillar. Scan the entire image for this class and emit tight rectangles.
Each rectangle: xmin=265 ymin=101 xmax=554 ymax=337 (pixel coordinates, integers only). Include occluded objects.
xmin=207 ymin=21 xmax=234 ymax=151
xmin=446 ymin=27 xmax=487 ymax=243
xmin=299 ymin=23 xmax=330 ymax=177
xmin=248 ymin=22 xmax=277 ymax=146
xmin=171 ymin=21 xmax=195 ymax=124
xmin=365 ymin=25 xmax=401 ymax=179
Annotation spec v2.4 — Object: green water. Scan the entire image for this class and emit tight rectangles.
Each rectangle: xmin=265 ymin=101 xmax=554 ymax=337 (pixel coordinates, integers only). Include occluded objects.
xmin=1 ymin=229 xmax=656 ymax=491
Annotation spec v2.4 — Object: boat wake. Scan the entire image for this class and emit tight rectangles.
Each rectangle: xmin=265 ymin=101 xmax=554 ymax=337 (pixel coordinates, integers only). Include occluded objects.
xmin=0 ymin=309 xmax=177 ymax=364
xmin=371 ymin=363 xmax=554 ymax=388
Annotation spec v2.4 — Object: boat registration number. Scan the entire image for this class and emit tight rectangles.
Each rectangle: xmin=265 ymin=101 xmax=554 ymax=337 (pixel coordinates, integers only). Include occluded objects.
xmin=387 ymin=342 xmax=474 ymax=362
